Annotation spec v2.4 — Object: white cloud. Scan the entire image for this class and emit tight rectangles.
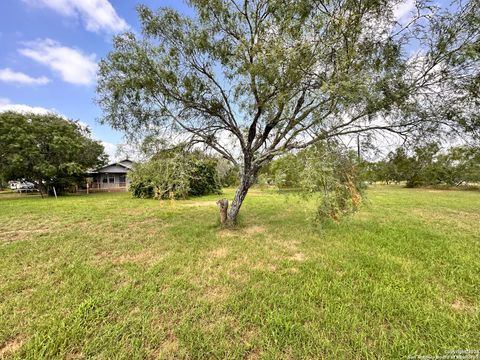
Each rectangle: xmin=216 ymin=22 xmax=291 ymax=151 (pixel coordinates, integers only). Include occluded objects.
xmin=394 ymin=0 xmax=416 ymax=21
xmin=25 ymin=0 xmax=129 ymax=34
xmin=0 ymin=68 xmax=50 ymax=85
xmin=0 ymin=103 xmax=59 ymax=115
xmin=19 ymin=39 xmax=97 ymax=86
xmin=101 ymin=141 xmax=118 ymax=161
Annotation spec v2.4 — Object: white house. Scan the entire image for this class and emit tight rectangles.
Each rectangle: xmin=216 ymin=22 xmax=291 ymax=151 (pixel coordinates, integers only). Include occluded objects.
xmin=88 ymin=159 xmax=133 ymax=192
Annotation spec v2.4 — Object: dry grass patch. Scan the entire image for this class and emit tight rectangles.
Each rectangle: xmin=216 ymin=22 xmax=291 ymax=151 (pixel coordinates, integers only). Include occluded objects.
xmin=94 ymin=248 xmax=167 ymax=266
xmin=124 ymin=208 xmax=157 ymax=216
xmin=0 ymin=335 xmax=25 ymax=358
xmin=180 ymin=201 xmax=217 ymax=207
xmin=1 ymin=226 xmax=53 ymax=243
xmin=127 ymin=217 xmax=164 ymax=228
xmin=208 ymin=247 xmax=229 ymax=259
xmin=200 ymin=285 xmax=230 ymax=303
xmin=412 ymin=208 xmax=480 ymax=223
xmin=252 ymin=262 xmax=277 ymax=272
xmin=151 ymin=332 xmax=179 ymax=359
xmin=218 ymin=225 xmax=267 ymax=238
xmin=66 ymin=352 xmax=85 ymax=359
xmin=244 ymin=225 xmax=266 ymax=235
xmin=451 ymin=298 xmax=475 ymax=312
xmin=381 ymin=253 xmax=416 ymax=271
xmin=287 ymin=252 xmax=306 ymax=262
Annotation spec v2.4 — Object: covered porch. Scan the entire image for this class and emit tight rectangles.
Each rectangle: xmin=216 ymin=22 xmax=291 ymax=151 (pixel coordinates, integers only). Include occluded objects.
xmin=88 ymin=173 xmax=129 ymax=192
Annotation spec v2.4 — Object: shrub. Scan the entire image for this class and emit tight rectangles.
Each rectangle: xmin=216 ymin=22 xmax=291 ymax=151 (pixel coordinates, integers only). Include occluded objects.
xmin=129 ymin=150 xmax=221 ymax=199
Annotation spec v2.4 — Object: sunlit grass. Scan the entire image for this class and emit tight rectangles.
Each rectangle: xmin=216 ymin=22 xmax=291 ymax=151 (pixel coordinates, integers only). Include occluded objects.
xmin=0 ymin=185 xmax=479 ymax=359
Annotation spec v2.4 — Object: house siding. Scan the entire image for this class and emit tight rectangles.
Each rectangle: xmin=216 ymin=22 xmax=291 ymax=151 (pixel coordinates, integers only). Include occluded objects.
xmin=87 ymin=159 xmax=133 ymax=193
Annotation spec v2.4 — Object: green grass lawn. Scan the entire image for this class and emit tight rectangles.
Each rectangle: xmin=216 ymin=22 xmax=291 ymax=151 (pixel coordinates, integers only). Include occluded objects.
xmin=0 ymin=186 xmax=479 ymax=359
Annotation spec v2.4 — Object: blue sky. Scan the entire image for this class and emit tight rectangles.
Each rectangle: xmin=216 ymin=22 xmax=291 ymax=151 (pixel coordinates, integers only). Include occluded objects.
xmin=0 ymin=0 xmax=429 ymax=160
xmin=0 ymin=0 xmax=190 ymax=159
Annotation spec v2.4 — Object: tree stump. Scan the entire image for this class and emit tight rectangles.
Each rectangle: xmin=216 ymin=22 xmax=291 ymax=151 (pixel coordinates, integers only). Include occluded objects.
xmin=216 ymin=198 xmax=229 ymax=225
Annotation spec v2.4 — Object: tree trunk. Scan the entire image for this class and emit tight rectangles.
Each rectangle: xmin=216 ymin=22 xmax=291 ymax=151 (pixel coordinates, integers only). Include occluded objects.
xmin=37 ymin=180 xmax=47 ymax=198
xmin=216 ymin=198 xmax=229 ymax=225
xmin=226 ymin=175 xmax=252 ymax=225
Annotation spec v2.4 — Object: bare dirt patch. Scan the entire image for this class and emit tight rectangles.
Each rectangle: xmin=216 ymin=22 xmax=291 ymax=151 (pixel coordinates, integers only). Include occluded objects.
xmin=0 ymin=335 xmax=25 ymax=357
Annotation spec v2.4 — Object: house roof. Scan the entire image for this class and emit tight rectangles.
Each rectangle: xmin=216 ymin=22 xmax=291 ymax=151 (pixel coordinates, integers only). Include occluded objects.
xmin=88 ymin=159 xmax=134 ymax=174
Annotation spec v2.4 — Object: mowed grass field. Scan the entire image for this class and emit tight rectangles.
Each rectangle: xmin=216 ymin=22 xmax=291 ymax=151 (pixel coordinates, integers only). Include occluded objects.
xmin=0 ymin=186 xmax=479 ymax=359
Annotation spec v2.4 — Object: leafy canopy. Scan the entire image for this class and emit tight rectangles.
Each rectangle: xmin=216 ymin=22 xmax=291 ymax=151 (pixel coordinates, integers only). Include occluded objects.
xmin=0 ymin=111 xmax=107 ymax=191
xmin=259 ymin=142 xmax=364 ymax=223
xmin=98 ymin=0 xmax=478 ymax=171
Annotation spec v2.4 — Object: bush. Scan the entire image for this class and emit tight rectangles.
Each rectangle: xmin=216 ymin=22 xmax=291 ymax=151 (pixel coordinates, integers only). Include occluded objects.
xmin=130 ymin=181 xmax=155 ymax=198
xmin=188 ymin=158 xmax=222 ymax=196
xmin=129 ymin=150 xmax=221 ymax=199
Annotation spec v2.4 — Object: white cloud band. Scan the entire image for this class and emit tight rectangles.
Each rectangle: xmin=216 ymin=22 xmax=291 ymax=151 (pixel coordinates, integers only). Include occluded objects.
xmin=0 ymin=68 xmax=50 ymax=85
xmin=19 ymin=39 xmax=97 ymax=86
xmin=25 ymin=0 xmax=129 ymax=34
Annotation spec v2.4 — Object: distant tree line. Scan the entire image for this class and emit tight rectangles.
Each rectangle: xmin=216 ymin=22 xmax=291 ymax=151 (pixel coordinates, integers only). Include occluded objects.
xmin=363 ymin=143 xmax=480 ymax=188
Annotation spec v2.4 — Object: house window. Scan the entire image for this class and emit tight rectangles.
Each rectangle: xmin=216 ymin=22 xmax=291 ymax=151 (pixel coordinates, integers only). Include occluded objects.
xmin=119 ymin=175 xmax=126 ymax=184
xmin=102 ymin=177 xmax=108 ymax=183
xmin=109 ymin=176 xmax=115 ymax=183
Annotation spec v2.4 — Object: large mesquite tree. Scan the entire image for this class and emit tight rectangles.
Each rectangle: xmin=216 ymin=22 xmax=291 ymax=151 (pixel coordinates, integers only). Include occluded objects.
xmin=97 ymin=0 xmax=478 ymax=224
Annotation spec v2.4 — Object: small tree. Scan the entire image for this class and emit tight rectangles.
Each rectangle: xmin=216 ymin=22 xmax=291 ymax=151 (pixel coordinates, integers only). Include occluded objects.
xmin=257 ymin=141 xmax=365 ymax=222
xmin=97 ymin=0 xmax=479 ymax=224
xmin=0 ymin=111 xmax=107 ymax=195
